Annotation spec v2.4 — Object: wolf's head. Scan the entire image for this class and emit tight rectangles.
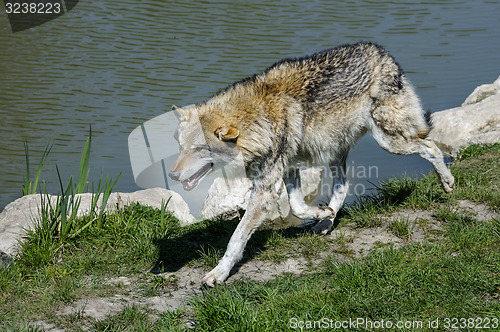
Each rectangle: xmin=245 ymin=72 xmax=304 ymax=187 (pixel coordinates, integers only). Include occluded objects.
xmin=168 ymin=105 xmax=240 ymax=191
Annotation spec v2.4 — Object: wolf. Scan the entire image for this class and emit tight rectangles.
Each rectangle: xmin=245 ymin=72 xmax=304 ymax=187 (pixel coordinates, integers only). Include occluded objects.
xmin=169 ymin=42 xmax=455 ymax=287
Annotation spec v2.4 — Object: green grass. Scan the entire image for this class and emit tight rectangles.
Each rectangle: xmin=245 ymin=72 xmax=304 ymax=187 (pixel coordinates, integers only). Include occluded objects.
xmin=192 ymin=226 xmax=499 ymax=330
xmin=452 ymin=143 xmax=500 ymax=211
xmin=388 ymin=218 xmax=414 ymax=240
xmin=456 ymin=143 xmax=500 ymax=161
xmin=1 ymin=143 xmax=499 ymax=330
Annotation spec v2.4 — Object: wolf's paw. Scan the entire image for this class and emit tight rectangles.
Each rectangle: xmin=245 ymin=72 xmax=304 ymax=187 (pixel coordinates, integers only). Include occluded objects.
xmin=318 ymin=206 xmax=335 ymax=218
xmin=291 ymin=205 xmax=335 ymax=220
xmin=307 ymin=206 xmax=334 ymax=220
xmin=202 ymin=266 xmax=230 ymax=288
xmin=310 ymin=219 xmax=334 ymax=235
xmin=442 ymin=175 xmax=455 ymax=193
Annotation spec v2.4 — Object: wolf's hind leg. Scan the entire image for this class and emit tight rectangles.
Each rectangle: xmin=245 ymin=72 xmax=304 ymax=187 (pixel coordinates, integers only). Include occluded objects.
xmin=285 ymin=170 xmax=335 ymax=221
xmin=370 ymin=80 xmax=454 ymax=192
xmin=311 ymin=151 xmax=349 ymax=235
xmin=327 ymin=151 xmax=349 ymax=213
xmin=370 ymin=120 xmax=454 ymax=193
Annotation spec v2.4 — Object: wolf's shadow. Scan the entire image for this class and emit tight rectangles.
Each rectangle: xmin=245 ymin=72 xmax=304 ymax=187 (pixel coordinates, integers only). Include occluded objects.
xmin=151 ymin=212 xmax=343 ymax=275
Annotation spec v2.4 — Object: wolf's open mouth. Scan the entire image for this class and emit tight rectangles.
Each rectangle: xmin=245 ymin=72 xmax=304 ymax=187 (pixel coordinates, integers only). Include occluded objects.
xmin=182 ymin=162 xmax=213 ymax=191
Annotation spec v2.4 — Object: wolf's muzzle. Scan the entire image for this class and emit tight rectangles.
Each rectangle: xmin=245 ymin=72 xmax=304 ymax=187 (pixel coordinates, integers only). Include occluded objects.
xmin=168 ymin=170 xmax=180 ymax=181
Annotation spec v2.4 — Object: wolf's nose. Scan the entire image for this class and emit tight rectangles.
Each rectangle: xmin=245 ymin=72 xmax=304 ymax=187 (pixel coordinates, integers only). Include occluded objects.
xmin=169 ymin=170 xmax=180 ymax=181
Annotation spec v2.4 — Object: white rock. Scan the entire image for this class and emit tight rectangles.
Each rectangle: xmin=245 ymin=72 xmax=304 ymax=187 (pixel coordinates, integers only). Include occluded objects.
xmin=462 ymin=76 xmax=500 ymax=106
xmin=0 ymin=188 xmax=196 ymax=257
xmin=0 ymin=194 xmax=44 ymax=258
xmin=200 ymin=177 xmax=253 ymax=220
xmin=429 ymin=75 xmax=500 ymax=158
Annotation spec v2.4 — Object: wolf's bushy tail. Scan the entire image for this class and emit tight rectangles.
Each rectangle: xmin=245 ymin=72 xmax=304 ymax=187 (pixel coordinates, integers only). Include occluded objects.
xmin=424 ymin=109 xmax=433 ymax=129
xmin=416 ymin=109 xmax=433 ymax=139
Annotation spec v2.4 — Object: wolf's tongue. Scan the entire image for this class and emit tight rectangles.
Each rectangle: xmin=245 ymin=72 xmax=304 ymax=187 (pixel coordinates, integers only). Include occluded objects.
xmin=181 ymin=163 xmax=213 ymax=191
xmin=182 ymin=178 xmax=198 ymax=191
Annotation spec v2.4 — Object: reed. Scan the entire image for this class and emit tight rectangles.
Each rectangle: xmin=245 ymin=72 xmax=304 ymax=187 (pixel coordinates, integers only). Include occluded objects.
xmin=23 ymin=129 xmax=120 ymax=242
xmin=22 ymin=141 xmax=52 ymax=196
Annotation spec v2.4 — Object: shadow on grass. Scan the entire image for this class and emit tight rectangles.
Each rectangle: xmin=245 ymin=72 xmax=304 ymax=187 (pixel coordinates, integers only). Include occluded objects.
xmin=150 ymin=215 xmax=330 ymax=274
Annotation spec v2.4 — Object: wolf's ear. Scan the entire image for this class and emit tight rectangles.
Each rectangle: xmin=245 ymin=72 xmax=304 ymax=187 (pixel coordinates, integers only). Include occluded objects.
xmin=214 ymin=125 xmax=239 ymax=142
xmin=172 ymin=105 xmax=190 ymax=121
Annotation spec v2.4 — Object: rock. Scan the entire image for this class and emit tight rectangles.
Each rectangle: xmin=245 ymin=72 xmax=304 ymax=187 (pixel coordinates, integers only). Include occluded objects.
xmin=200 ymin=177 xmax=253 ymax=220
xmin=201 ymin=167 xmax=323 ymax=224
xmin=0 ymin=194 xmax=44 ymax=258
xmin=0 ymin=188 xmax=196 ymax=257
xmin=462 ymin=76 xmax=500 ymax=106
xmin=0 ymin=250 xmax=12 ymax=267
xmin=429 ymin=75 xmax=500 ymax=158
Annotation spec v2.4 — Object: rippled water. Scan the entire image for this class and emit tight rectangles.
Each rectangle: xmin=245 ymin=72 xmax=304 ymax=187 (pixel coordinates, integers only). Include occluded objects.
xmin=1 ymin=0 xmax=500 ymax=215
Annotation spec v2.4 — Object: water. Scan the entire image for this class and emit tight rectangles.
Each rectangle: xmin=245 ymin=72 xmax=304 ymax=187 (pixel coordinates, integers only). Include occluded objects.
xmin=1 ymin=0 xmax=500 ymax=216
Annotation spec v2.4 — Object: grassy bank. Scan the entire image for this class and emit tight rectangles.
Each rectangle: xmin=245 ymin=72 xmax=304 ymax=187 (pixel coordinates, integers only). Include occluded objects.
xmin=1 ymin=143 xmax=499 ymax=331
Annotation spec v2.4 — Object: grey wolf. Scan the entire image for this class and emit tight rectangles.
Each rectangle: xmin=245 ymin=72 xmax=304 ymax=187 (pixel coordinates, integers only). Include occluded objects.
xmin=169 ymin=42 xmax=454 ymax=287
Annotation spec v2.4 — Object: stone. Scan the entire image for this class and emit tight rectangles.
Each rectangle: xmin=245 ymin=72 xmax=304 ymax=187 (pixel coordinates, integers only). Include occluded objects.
xmin=201 ymin=167 xmax=323 ymax=224
xmin=0 ymin=250 xmax=12 ymax=267
xmin=0 ymin=188 xmax=196 ymax=257
xmin=200 ymin=177 xmax=253 ymax=220
xmin=429 ymin=75 xmax=500 ymax=158
xmin=0 ymin=194 xmax=44 ymax=258
xmin=462 ymin=75 xmax=500 ymax=106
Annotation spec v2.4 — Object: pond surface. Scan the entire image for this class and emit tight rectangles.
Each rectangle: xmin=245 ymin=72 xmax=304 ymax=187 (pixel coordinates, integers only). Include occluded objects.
xmin=1 ymin=0 xmax=500 ymax=217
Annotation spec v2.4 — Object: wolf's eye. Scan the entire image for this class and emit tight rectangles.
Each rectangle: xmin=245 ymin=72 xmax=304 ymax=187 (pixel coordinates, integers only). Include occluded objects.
xmin=191 ymin=145 xmax=209 ymax=152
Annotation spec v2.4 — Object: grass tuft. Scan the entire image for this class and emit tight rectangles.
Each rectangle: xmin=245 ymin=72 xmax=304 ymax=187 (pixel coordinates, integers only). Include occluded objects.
xmin=388 ymin=218 xmax=414 ymax=240
xmin=22 ymin=140 xmax=52 ymax=196
xmin=457 ymin=142 xmax=500 ymax=161
xmin=196 ymin=245 xmax=223 ymax=269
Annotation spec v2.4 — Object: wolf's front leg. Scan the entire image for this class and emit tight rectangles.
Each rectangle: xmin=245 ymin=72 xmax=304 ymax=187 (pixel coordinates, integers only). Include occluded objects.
xmin=202 ymin=190 xmax=271 ymax=287
xmin=285 ymin=171 xmax=335 ymax=220
xmin=311 ymin=153 xmax=349 ymax=235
